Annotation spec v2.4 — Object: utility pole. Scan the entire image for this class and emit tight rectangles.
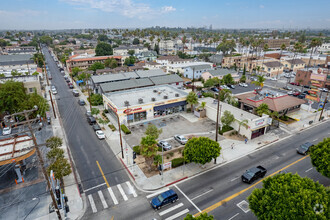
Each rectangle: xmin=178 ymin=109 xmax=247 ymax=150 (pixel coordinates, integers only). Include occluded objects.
xmin=86 ymin=73 xmax=92 ymax=112
xmin=43 ymin=59 xmax=49 ymax=86
xmin=319 ymin=89 xmax=329 ymax=121
xmin=23 ymin=109 xmax=62 ymax=220
xmin=192 ymin=67 xmax=195 ymax=92
xmin=48 ymin=90 xmax=57 ymax=119
xmin=116 ymin=113 xmax=124 ymax=159
xmin=215 ymin=94 xmax=222 ymax=142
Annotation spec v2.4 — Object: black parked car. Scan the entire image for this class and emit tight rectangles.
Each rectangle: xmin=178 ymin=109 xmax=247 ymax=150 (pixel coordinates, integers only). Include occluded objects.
xmin=87 ymin=116 xmax=96 ymax=125
xmin=242 ymin=166 xmax=267 ymax=184
xmin=297 ymin=142 xmax=313 ymax=155
xmin=92 ymin=124 xmax=101 ymax=131
xmin=78 ymin=99 xmax=85 ymax=106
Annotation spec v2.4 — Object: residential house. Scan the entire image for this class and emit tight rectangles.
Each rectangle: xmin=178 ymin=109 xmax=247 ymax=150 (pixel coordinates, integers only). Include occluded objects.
xmin=261 ymin=61 xmax=284 ymax=77
xmin=262 ymin=38 xmax=290 ymax=49
xmin=281 ymin=59 xmax=306 ymax=72
xmin=135 ymin=51 xmax=157 ymax=61
xmin=0 ymin=75 xmax=42 ymax=95
xmin=184 ymin=64 xmax=212 ymax=79
xmin=144 ymin=61 xmax=162 ymax=70
xmin=113 ymin=46 xmax=148 ymax=56
xmin=202 ymin=69 xmax=239 ymax=82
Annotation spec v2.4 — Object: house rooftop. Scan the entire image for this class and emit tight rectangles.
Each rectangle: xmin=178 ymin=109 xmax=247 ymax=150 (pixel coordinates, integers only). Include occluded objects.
xmin=0 ymin=54 xmax=34 ymax=66
xmin=186 ymin=64 xmax=212 ymax=71
xmin=149 ymin=74 xmax=184 ymax=85
xmin=206 ymin=69 xmax=237 ymax=76
xmin=264 ymin=61 xmax=283 ymax=68
xmin=100 ymin=78 xmax=153 ymax=93
xmin=104 ymin=85 xmax=188 ymax=109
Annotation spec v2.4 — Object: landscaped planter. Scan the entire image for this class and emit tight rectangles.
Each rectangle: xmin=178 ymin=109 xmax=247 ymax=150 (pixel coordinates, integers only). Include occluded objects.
xmin=194 ymin=109 xmax=206 ymax=118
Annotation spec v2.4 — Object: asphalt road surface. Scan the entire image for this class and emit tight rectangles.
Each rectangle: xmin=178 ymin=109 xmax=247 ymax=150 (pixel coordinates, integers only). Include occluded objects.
xmin=42 ymin=48 xmax=130 ymax=197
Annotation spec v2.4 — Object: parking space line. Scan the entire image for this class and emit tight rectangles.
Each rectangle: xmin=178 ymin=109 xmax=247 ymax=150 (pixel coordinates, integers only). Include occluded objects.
xmin=146 ymin=187 xmax=170 ymax=199
xmin=165 ymin=209 xmax=189 ymax=220
xmin=107 ymin=187 xmax=119 ymax=205
xmin=126 ymin=181 xmax=137 ymax=197
xmin=191 ymin=189 xmax=213 ymax=201
xmin=88 ymin=195 xmax=97 ymax=213
xmin=230 ymin=177 xmax=240 ymax=182
xmin=98 ymin=190 xmax=108 ymax=209
xmin=228 ymin=213 xmax=240 ymax=220
xmin=159 ymin=203 xmax=184 ymax=216
xmin=305 ymin=167 xmax=313 ymax=172
xmin=174 ymin=185 xmax=201 ymax=213
xmin=117 ymin=184 xmax=128 ymax=201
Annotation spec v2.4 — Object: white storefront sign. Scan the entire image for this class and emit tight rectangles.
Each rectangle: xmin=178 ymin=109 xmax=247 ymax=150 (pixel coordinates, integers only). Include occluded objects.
xmin=162 ymin=162 xmax=172 ymax=170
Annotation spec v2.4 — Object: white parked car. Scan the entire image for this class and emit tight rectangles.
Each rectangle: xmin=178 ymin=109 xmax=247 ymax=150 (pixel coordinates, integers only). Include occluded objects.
xmin=174 ymin=135 xmax=188 ymax=145
xmin=270 ymin=77 xmax=277 ymax=81
xmin=242 ymin=83 xmax=248 ymax=87
xmin=96 ymin=130 xmax=105 ymax=139
xmin=52 ymin=88 xmax=57 ymax=95
xmin=2 ymin=127 xmax=12 ymax=135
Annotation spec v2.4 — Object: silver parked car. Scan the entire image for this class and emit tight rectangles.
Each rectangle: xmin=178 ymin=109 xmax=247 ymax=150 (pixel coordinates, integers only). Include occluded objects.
xmin=157 ymin=141 xmax=172 ymax=151
xmin=174 ymin=135 xmax=188 ymax=145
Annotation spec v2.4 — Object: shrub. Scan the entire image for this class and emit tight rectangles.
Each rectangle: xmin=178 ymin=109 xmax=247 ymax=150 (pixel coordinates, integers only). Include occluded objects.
xmin=133 ymin=145 xmax=140 ymax=155
xmin=120 ymin=124 xmax=131 ymax=134
xmin=169 ymin=152 xmax=174 ymax=157
xmin=171 ymin=157 xmax=186 ymax=168
xmin=108 ymin=124 xmax=116 ymax=131
xmin=166 ymin=156 xmax=170 ymax=159
xmin=219 ymin=125 xmax=233 ymax=135
xmin=202 ymin=92 xmax=215 ymax=98
xmin=158 ymin=146 xmax=163 ymax=152
xmin=104 ymin=109 xmax=109 ymax=113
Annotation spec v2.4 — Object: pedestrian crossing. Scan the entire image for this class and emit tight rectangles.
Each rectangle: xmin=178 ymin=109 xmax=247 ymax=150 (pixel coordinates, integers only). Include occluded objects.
xmin=86 ymin=181 xmax=137 ymax=213
xmin=146 ymin=188 xmax=191 ymax=220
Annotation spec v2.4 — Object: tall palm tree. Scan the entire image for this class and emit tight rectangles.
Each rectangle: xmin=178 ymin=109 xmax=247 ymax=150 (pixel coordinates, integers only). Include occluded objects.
xmin=252 ymin=75 xmax=266 ymax=88
xmin=307 ymin=38 xmax=322 ymax=69
xmin=186 ymin=92 xmax=198 ymax=112
xmin=276 ymin=44 xmax=286 ymax=79
xmin=236 ymin=119 xmax=249 ymax=134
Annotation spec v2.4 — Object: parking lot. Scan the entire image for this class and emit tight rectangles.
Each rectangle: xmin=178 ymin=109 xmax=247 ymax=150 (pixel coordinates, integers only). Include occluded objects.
xmin=123 ymin=114 xmax=221 ymax=149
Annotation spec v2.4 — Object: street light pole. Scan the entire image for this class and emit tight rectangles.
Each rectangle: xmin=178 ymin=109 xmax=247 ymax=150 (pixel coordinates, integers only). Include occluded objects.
xmin=116 ymin=113 xmax=124 ymax=159
xmin=319 ymin=89 xmax=329 ymax=121
xmin=215 ymin=94 xmax=222 ymax=142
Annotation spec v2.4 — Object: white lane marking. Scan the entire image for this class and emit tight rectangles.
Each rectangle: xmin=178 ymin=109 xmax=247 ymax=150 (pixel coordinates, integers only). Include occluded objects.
xmin=146 ymin=187 xmax=170 ymax=199
xmin=88 ymin=195 xmax=97 ymax=213
xmin=230 ymin=177 xmax=240 ymax=182
xmin=126 ymin=181 xmax=137 ymax=197
xmin=84 ymin=183 xmax=107 ymax=192
xmin=107 ymin=187 xmax=118 ymax=205
xmin=228 ymin=213 xmax=240 ymax=220
xmin=98 ymin=190 xmax=108 ymax=209
xmin=174 ymin=184 xmax=201 ymax=213
xmin=313 ymin=138 xmax=318 ymax=142
xmin=117 ymin=184 xmax=128 ymax=201
xmin=305 ymin=167 xmax=313 ymax=172
xmin=164 ymin=209 xmax=189 ymax=220
xmin=159 ymin=203 xmax=184 ymax=216
xmin=191 ymin=189 xmax=214 ymax=201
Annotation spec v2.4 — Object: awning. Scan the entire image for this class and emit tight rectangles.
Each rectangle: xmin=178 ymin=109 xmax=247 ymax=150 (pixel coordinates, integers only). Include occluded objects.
xmin=154 ymin=101 xmax=187 ymax=111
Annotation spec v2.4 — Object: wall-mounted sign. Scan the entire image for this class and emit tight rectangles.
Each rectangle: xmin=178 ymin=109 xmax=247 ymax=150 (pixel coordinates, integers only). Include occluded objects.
xmin=124 ymin=107 xmax=143 ymax=114
xmin=255 ymin=119 xmax=265 ymax=126
xmin=311 ymin=74 xmax=326 ymax=82
xmin=306 ymin=95 xmax=319 ymax=102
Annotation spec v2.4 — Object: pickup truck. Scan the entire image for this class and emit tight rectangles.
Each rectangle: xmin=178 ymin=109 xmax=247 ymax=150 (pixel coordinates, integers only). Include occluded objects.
xmin=241 ymin=166 xmax=267 ymax=184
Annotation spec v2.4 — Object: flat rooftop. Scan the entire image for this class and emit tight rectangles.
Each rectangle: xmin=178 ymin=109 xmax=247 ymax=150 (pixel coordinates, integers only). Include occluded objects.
xmin=105 ymin=85 xmax=188 ymax=109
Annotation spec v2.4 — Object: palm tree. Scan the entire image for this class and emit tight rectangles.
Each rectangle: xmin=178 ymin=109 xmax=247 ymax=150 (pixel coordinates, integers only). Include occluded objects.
xmin=236 ymin=119 xmax=249 ymax=134
xmin=186 ymin=92 xmax=198 ymax=112
xmin=199 ymin=101 xmax=206 ymax=110
xmin=256 ymin=103 xmax=270 ymax=116
xmin=276 ymin=44 xmax=286 ymax=79
xmin=307 ymin=38 xmax=322 ymax=69
xmin=251 ymin=75 xmax=266 ymax=88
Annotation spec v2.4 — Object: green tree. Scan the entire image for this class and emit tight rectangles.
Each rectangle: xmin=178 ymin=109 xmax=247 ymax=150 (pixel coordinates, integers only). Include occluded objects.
xmin=128 ymin=50 xmax=135 ymax=56
xmin=77 ymin=72 xmax=91 ymax=82
xmin=32 ymin=71 xmax=39 ymax=76
xmin=221 ymin=110 xmax=235 ymax=127
xmin=0 ymin=81 xmax=26 ymax=114
xmin=25 ymin=91 xmax=49 ymax=118
xmin=256 ymin=103 xmax=270 ymax=116
xmin=89 ymin=62 xmax=105 ymax=73
xmin=184 ymin=137 xmax=221 ymax=165
xmin=0 ymin=73 xmax=5 ymax=78
xmin=243 ymin=64 xmax=246 ymax=75
xmin=97 ymin=34 xmax=109 ymax=42
xmin=47 ymin=157 xmax=72 ymax=181
xmin=32 ymin=53 xmax=45 ymax=68
xmin=240 ymin=75 xmax=246 ymax=83
xmin=222 ymin=74 xmax=234 ymax=85
xmin=145 ymin=124 xmax=162 ymax=140
xmin=307 ymin=38 xmax=322 ymax=68
xmin=310 ymin=137 xmax=330 ymax=178
xmin=90 ymin=93 xmax=103 ymax=106
xmin=218 ymin=89 xmax=232 ymax=102
xmin=91 ymin=108 xmax=100 ymax=115
xmin=133 ymin=38 xmax=140 ymax=45
xmin=95 ymin=42 xmax=113 ymax=56
xmin=248 ymin=173 xmax=329 ymax=220
xmin=104 ymin=58 xmax=118 ymax=69
xmin=140 ymin=135 xmax=158 ymax=171
xmin=237 ymin=119 xmax=248 ymax=134
xmin=71 ymin=67 xmax=82 ymax=77
xmin=203 ymin=78 xmax=216 ymax=88
xmin=154 ymin=44 xmax=160 ymax=54
xmin=184 ymin=213 xmax=214 ymax=220
xmin=251 ymin=75 xmax=266 ymax=88
xmin=186 ymin=92 xmax=198 ymax=112
xmin=46 ymin=137 xmax=63 ymax=149
xmin=39 ymin=35 xmax=53 ymax=45
xmin=11 ymin=70 xmax=19 ymax=76
xmin=47 ymin=148 xmax=65 ymax=163
xmin=124 ymin=56 xmax=136 ymax=66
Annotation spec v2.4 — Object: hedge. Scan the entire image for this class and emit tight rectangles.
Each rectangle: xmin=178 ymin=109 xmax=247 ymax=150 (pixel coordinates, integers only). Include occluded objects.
xmin=108 ymin=124 xmax=116 ymax=131
xmin=133 ymin=146 xmax=140 ymax=155
xmin=219 ymin=125 xmax=233 ymax=135
xmin=171 ymin=157 xmax=187 ymax=168
xmin=121 ymin=124 xmax=131 ymax=134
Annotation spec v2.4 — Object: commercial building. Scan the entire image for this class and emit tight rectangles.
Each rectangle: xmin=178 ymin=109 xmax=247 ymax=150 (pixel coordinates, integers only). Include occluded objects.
xmin=103 ymin=85 xmax=188 ymax=124
xmin=66 ymin=54 xmax=123 ymax=71
xmin=201 ymin=97 xmax=271 ymax=139
xmin=202 ymin=69 xmax=239 ymax=81
xmin=1 ymin=46 xmax=36 ymax=55
xmin=0 ymin=54 xmax=37 ymax=77
xmin=236 ymin=89 xmax=306 ymax=116
xmin=113 ymin=46 xmax=148 ymax=56
xmin=263 ymin=38 xmax=290 ymax=49
xmin=295 ymin=68 xmax=330 ymax=89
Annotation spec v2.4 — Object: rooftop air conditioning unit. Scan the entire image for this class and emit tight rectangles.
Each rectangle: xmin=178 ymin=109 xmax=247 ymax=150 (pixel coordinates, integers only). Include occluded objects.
xmin=175 ymin=93 xmax=179 ymax=97
xmin=153 ymin=90 xmax=157 ymax=93
xmin=164 ymin=95 xmax=168 ymax=99
xmin=124 ymin=101 xmax=130 ymax=106
xmin=151 ymin=97 xmax=156 ymax=101
xmin=138 ymin=98 xmax=143 ymax=104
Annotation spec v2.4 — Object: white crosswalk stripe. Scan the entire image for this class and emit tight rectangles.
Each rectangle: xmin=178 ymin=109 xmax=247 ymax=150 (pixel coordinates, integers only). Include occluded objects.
xmin=88 ymin=194 xmax=97 ymax=213
xmin=98 ymin=190 xmax=108 ymax=209
xmin=165 ymin=209 xmax=189 ymax=220
xmin=146 ymin=187 xmax=170 ymax=199
xmin=117 ymin=184 xmax=128 ymax=201
xmin=126 ymin=181 xmax=137 ymax=197
xmin=159 ymin=203 xmax=184 ymax=216
xmin=107 ymin=187 xmax=119 ymax=205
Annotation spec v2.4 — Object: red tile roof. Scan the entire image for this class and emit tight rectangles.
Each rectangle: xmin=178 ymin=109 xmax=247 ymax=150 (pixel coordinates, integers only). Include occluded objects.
xmin=68 ymin=55 xmax=122 ymax=62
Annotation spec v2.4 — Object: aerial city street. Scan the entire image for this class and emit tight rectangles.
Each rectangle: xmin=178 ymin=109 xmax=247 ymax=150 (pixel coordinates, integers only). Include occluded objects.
xmin=0 ymin=1 xmax=329 ymax=220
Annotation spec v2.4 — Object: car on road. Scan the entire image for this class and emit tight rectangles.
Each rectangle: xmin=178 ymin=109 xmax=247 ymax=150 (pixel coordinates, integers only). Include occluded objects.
xmin=290 ymin=82 xmax=300 ymax=86
xmin=87 ymin=116 xmax=96 ymax=125
xmin=174 ymin=135 xmax=188 ymax=145
xmin=293 ymin=91 xmax=301 ymax=97
xmin=298 ymin=94 xmax=306 ymax=99
xmin=319 ymin=88 xmax=329 ymax=92
xmin=241 ymin=165 xmax=267 ymax=184
xmin=211 ymin=87 xmax=219 ymax=92
xmin=296 ymin=142 xmax=313 ymax=155
xmin=51 ymin=86 xmax=57 ymax=95
xmin=288 ymin=91 xmax=294 ymax=95
xmin=303 ymin=85 xmax=310 ymax=89
xmin=92 ymin=124 xmax=101 ymax=131
xmin=78 ymin=99 xmax=85 ymax=106
xmin=239 ymin=83 xmax=248 ymax=87
xmin=250 ymin=77 xmax=257 ymax=81
xmin=150 ymin=189 xmax=178 ymax=210
xmin=227 ymin=84 xmax=235 ymax=89
xmin=157 ymin=141 xmax=172 ymax=151
xmin=220 ymin=85 xmax=230 ymax=90
xmin=2 ymin=127 xmax=12 ymax=135
xmin=270 ymin=77 xmax=277 ymax=81
xmin=85 ymin=110 xmax=92 ymax=117
xmin=95 ymin=130 xmax=105 ymax=139
xmin=283 ymin=86 xmax=292 ymax=90
xmin=72 ymin=89 xmax=79 ymax=97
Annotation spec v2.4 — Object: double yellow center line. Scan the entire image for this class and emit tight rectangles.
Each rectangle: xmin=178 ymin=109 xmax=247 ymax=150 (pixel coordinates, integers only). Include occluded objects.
xmin=194 ymin=155 xmax=309 ymax=216
xmin=96 ymin=160 xmax=110 ymax=188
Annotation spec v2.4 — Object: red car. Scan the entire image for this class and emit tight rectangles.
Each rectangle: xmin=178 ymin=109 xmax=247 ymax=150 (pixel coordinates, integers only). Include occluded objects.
xmin=290 ymin=82 xmax=300 ymax=86
xmin=293 ymin=92 xmax=301 ymax=96
xmin=68 ymin=83 xmax=73 ymax=89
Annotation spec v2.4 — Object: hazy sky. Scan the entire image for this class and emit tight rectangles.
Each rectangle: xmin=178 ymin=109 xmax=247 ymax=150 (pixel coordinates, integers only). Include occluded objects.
xmin=0 ymin=0 xmax=329 ymax=30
